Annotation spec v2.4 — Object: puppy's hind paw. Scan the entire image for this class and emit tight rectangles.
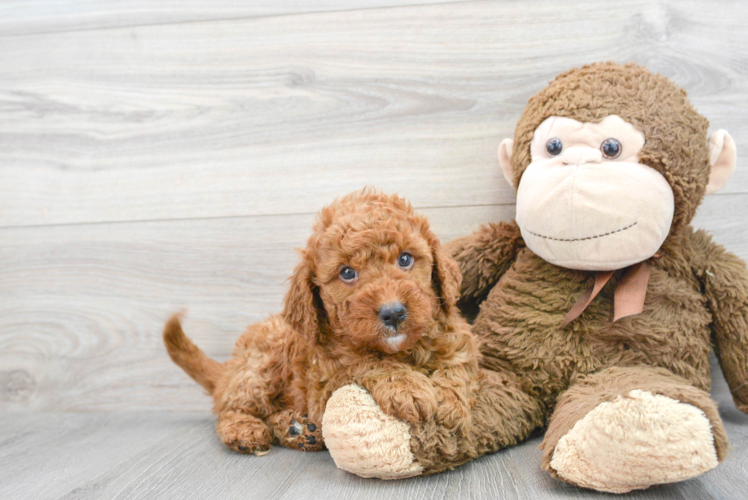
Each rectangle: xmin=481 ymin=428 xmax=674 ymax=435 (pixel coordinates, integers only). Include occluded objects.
xmin=268 ymin=410 xmax=325 ymax=452
xmin=287 ymin=418 xmax=324 ymax=451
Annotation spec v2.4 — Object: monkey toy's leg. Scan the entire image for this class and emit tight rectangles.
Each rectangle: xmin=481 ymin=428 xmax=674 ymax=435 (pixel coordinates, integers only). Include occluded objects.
xmin=322 ymin=368 xmax=543 ymax=478
xmin=540 ymin=366 xmax=728 ymax=493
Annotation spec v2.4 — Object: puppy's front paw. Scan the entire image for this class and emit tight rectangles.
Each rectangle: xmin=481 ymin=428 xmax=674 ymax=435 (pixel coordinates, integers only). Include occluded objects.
xmin=435 ymin=391 xmax=472 ymax=432
xmin=372 ymin=377 xmax=437 ymax=424
xmin=216 ymin=411 xmax=273 ymax=456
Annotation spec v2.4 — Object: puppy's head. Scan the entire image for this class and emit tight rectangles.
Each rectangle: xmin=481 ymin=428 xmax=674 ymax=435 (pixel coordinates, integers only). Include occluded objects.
xmin=282 ymin=189 xmax=460 ymax=354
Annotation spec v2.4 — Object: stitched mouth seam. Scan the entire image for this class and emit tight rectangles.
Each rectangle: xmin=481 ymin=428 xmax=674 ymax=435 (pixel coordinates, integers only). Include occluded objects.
xmin=526 ymin=222 xmax=638 ymax=242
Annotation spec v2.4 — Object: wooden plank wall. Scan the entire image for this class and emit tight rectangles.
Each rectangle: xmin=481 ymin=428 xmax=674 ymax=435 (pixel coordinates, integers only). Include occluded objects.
xmin=1 ymin=0 xmax=747 ymax=412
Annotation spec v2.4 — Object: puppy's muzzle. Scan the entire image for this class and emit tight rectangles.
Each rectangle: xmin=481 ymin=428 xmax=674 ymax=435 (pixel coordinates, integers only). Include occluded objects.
xmin=378 ymin=302 xmax=407 ymax=329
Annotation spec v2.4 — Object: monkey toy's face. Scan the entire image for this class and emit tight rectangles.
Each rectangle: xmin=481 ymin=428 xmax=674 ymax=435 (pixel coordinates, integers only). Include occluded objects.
xmin=517 ymin=115 xmax=672 ymax=270
xmin=499 ymin=114 xmax=735 ymax=271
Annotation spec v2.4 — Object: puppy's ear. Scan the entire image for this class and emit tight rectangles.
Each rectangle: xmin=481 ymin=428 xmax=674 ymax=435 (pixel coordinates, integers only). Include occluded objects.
xmin=282 ymin=253 xmax=324 ymax=343
xmin=432 ymin=244 xmax=462 ymax=315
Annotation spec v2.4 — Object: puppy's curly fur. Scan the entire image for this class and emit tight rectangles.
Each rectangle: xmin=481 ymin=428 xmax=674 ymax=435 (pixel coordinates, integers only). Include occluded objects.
xmin=163 ymin=189 xmax=486 ymax=455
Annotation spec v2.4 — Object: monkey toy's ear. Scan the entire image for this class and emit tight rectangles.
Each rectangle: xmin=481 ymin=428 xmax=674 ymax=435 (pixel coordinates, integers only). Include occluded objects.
xmin=498 ymin=138 xmax=516 ymax=189
xmin=706 ymin=130 xmax=737 ymax=195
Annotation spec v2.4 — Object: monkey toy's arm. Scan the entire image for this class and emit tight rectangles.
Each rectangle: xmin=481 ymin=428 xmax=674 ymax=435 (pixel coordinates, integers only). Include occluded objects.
xmin=691 ymin=229 xmax=748 ymax=413
xmin=443 ymin=220 xmax=524 ymax=312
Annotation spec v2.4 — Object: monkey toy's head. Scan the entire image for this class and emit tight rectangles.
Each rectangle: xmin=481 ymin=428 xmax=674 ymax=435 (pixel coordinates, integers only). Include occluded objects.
xmin=499 ymin=62 xmax=737 ymax=271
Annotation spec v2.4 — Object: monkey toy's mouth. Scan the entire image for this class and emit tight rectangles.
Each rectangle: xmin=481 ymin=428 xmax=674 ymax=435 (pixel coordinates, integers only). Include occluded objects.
xmin=524 ymin=222 xmax=638 ymax=243
xmin=518 ymin=214 xmax=667 ymax=271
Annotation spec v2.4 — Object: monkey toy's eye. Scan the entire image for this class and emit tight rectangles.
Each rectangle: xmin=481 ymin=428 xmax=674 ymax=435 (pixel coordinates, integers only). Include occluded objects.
xmin=339 ymin=266 xmax=358 ymax=283
xmin=546 ymin=138 xmax=563 ymax=156
xmin=397 ymin=252 xmax=414 ymax=270
xmin=601 ymin=138 xmax=622 ymax=159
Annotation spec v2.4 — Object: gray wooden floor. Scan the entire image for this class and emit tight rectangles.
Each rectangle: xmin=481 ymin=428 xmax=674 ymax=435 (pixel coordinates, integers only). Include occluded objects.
xmin=1 ymin=0 xmax=747 ymax=498
xmin=1 ymin=360 xmax=746 ymax=500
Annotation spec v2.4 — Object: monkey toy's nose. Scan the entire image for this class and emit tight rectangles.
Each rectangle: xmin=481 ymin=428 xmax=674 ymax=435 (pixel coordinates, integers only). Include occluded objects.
xmin=560 ymin=147 xmax=603 ymax=166
xmin=378 ymin=302 xmax=408 ymax=328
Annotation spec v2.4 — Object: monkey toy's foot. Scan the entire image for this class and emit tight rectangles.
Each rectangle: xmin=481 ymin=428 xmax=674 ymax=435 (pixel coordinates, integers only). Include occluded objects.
xmin=548 ymin=389 xmax=719 ymax=493
xmin=322 ymin=384 xmax=424 ymax=479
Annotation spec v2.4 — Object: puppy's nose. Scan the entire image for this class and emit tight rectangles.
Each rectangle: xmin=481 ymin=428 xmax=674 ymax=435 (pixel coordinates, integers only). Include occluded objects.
xmin=378 ymin=302 xmax=407 ymax=328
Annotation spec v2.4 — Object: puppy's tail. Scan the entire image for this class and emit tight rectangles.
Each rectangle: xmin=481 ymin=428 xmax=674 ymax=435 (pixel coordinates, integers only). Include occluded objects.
xmin=163 ymin=314 xmax=224 ymax=393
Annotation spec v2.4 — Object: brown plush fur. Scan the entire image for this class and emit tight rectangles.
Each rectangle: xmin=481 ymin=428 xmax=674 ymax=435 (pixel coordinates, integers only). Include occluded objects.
xmin=436 ymin=63 xmax=748 ymax=487
xmin=164 ymin=189 xmax=527 ymax=458
xmin=407 ymin=367 xmax=543 ymax=474
xmin=539 ymin=365 xmax=729 ymax=479
xmin=511 ymin=61 xmax=710 ymax=236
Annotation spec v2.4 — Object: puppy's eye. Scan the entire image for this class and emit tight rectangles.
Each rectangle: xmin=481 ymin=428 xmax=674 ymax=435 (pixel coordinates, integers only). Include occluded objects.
xmin=601 ymin=138 xmax=622 ymax=159
xmin=546 ymin=137 xmax=563 ymax=156
xmin=339 ymin=266 xmax=358 ymax=283
xmin=397 ymin=252 xmax=414 ymax=270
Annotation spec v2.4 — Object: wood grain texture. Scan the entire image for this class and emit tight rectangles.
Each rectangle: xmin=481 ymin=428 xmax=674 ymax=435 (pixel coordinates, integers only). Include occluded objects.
xmin=1 ymin=196 xmax=745 ymax=412
xmin=0 ymin=0 xmax=475 ymax=36
xmin=1 ymin=0 xmax=747 ymax=497
xmin=0 ymin=360 xmax=745 ymax=500
xmin=0 ymin=0 xmax=746 ymax=228
xmin=0 ymin=204 xmax=513 ymax=412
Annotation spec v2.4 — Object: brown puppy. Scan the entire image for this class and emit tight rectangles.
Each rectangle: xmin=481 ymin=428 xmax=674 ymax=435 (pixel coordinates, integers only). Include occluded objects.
xmin=163 ymin=189 xmax=481 ymax=455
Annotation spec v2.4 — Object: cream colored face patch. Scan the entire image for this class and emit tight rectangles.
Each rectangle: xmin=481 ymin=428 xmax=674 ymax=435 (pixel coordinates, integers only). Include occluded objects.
xmin=516 ymin=115 xmax=675 ymax=271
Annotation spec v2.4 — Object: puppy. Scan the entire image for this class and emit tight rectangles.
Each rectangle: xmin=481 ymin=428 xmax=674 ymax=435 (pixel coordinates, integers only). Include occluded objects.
xmin=164 ymin=189 xmax=481 ymax=454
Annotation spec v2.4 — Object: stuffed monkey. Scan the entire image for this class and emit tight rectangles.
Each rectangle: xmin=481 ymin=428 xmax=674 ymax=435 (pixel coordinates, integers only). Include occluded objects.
xmin=322 ymin=62 xmax=747 ymax=493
